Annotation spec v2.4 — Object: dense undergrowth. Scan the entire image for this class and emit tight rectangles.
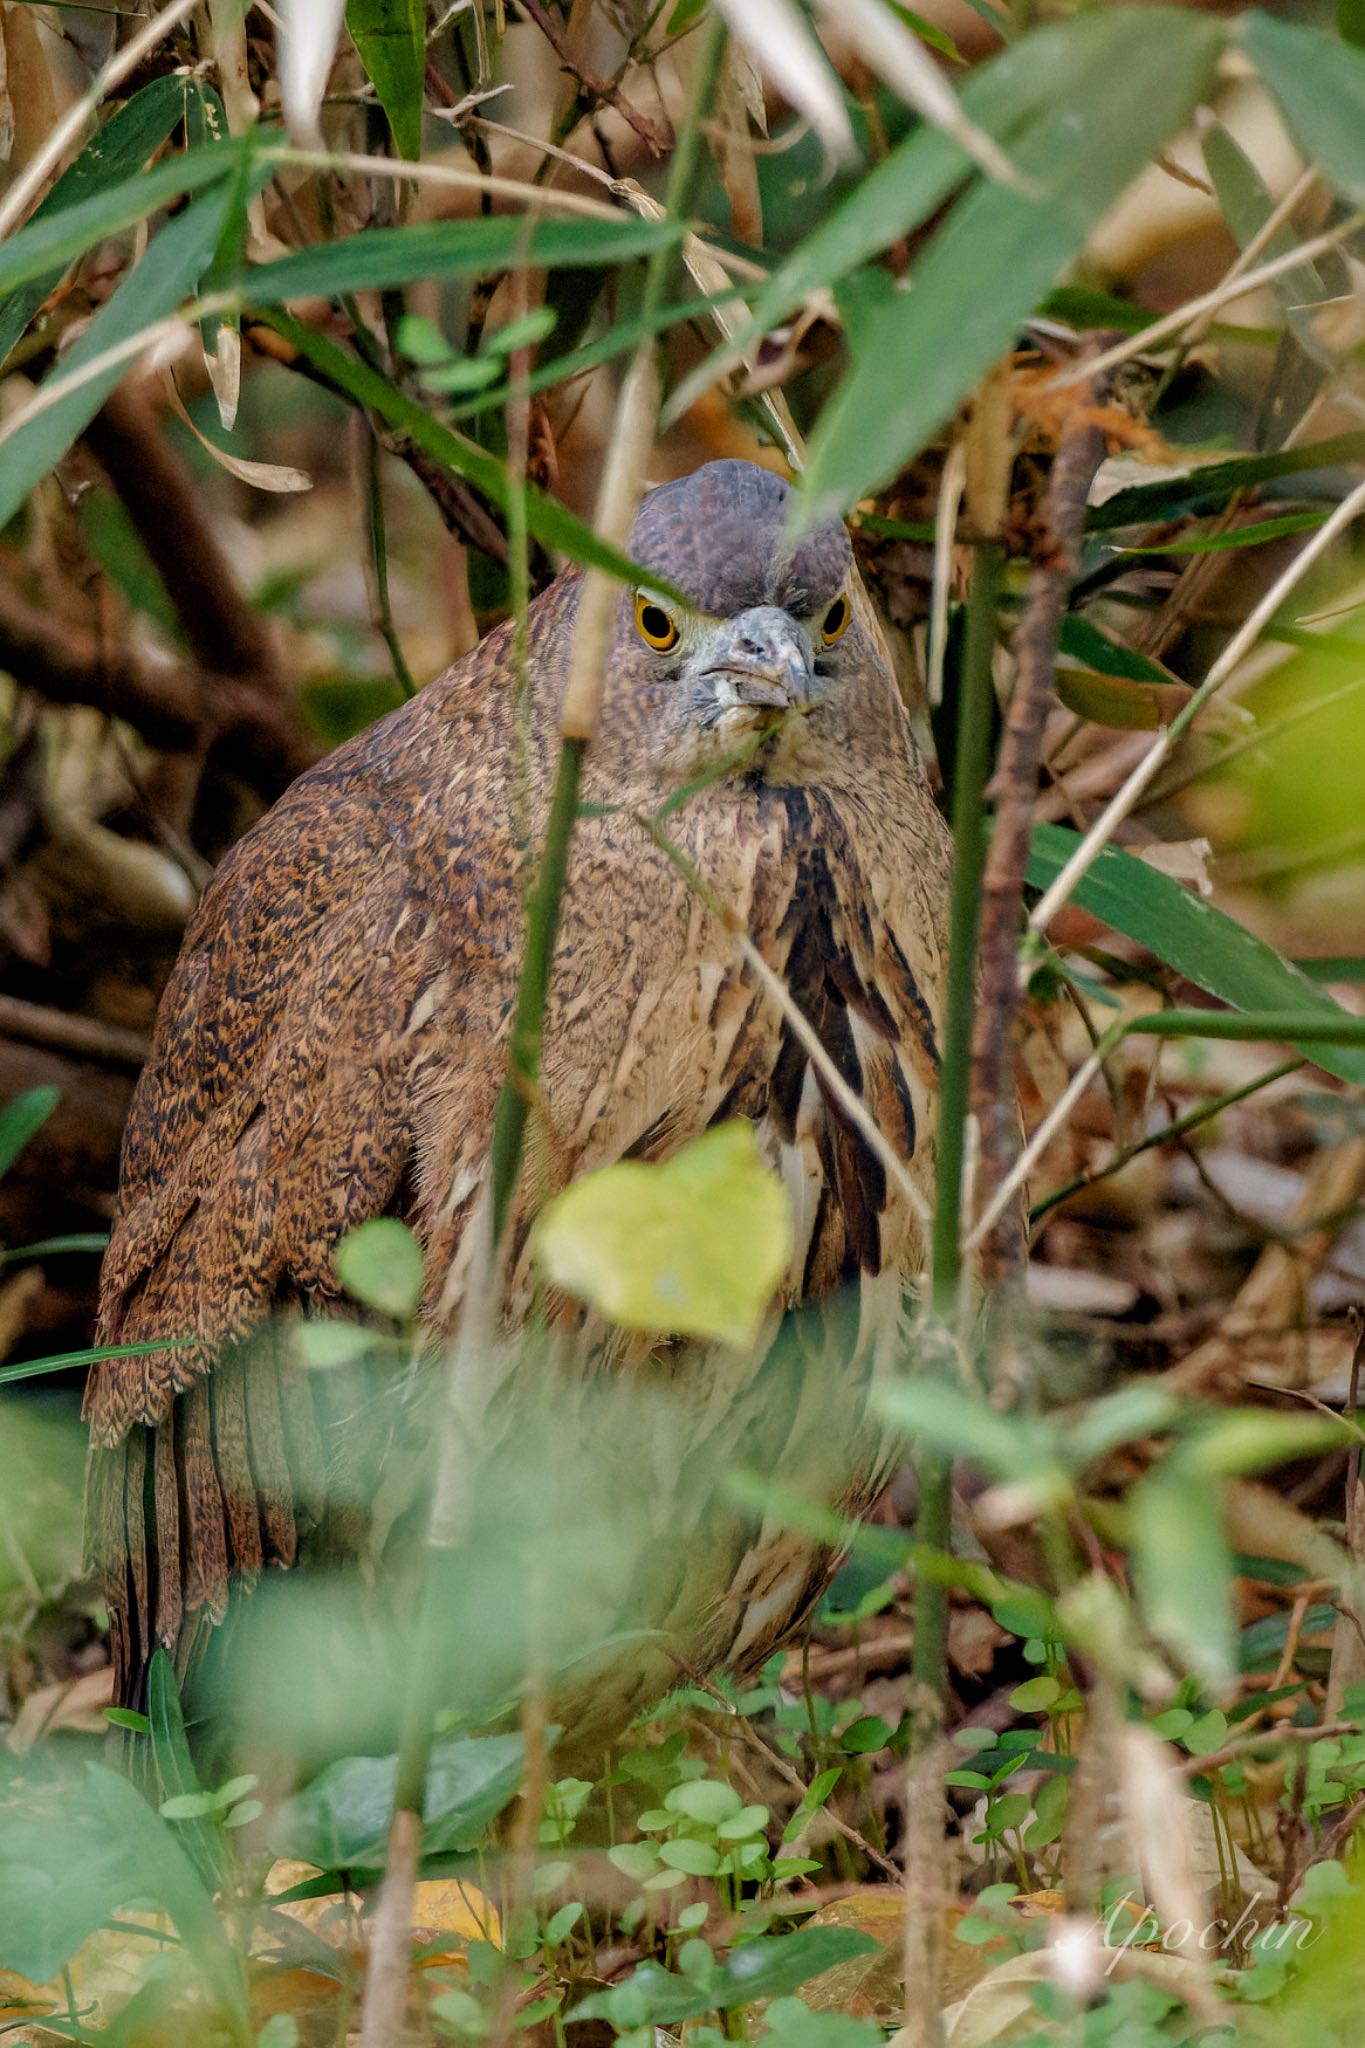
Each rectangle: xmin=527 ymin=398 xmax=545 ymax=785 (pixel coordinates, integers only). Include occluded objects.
xmin=4 ymin=0 xmax=1365 ymax=2043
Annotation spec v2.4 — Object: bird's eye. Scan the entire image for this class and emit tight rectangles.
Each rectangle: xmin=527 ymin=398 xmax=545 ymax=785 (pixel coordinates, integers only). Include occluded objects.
xmin=820 ymin=594 xmax=851 ymax=646
xmin=635 ymin=593 xmax=680 ymax=652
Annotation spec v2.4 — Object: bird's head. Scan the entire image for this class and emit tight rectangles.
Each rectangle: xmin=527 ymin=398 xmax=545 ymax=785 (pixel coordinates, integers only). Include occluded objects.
xmin=590 ymin=461 xmax=885 ymax=794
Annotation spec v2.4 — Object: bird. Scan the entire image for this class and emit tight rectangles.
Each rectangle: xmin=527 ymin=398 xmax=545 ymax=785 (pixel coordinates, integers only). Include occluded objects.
xmin=85 ymin=458 xmax=953 ymax=1742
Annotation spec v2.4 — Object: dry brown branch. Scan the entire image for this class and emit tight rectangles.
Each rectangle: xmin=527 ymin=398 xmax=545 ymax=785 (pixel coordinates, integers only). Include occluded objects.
xmin=81 ymin=384 xmax=281 ymax=685
xmin=970 ymin=355 xmax=1112 ymax=1272
xmin=0 ymin=579 xmax=315 ymax=796
xmin=0 ymin=995 xmax=150 ymax=1071
xmin=515 ymin=0 xmax=671 ymax=158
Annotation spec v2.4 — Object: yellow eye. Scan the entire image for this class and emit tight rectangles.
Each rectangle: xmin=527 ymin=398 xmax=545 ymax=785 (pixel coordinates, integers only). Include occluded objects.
xmin=635 ymin=593 xmax=680 ymax=652
xmin=820 ymin=594 xmax=851 ymax=646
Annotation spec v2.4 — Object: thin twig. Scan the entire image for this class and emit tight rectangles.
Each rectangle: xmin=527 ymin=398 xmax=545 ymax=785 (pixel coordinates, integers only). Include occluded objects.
xmin=1178 ymin=1718 xmax=1359 ymax=1782
xmin=1042 ymin=210 xmax=1365 ymax=394
xmin=355 ymin=37 xmax=727 ymax=2048
xmin=1326 ymin=1318 xmax=1365 ymax=1719
xmin=515 ymin=0 xmax=671 ymax=158
xmin=690 ymin=1679 xmax=903 ymax=1882
xmin=83 ymin=384 xmax=282 ymax=686
xmin=1030 ymin=1057 xmax=1303 ymax=1224
xmin=971 ymin=352 xmax=1111 ymax=1268
xmin=629 ymin=813 xmax=930 ymax=1232
xmin=1027 ymin=470 xmax=1365 ymax=939
xmin=0 ymin=576 xmax=314 ymax=794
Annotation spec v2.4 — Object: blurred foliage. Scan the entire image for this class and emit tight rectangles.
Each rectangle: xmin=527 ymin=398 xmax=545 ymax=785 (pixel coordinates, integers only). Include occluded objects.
xmin=4 ymin=0 xmax=1365 ymax=2044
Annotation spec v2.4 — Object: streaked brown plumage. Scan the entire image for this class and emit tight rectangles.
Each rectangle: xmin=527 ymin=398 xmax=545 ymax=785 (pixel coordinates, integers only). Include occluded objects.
xmin=86 ymin=460 xmax=952 ymax=1731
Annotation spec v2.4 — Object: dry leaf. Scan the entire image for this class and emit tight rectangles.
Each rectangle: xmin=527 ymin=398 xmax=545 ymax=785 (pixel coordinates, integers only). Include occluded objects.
xmin=411 ymin=1878 xmax=502 ymax=1962
xmin=6 ymin=1667 xmax=112 ymax=1753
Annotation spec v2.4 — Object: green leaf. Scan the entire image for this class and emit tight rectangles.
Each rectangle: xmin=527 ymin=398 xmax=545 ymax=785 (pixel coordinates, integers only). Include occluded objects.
xmin=1057 ymin=616 xmax=1177 ymax=686
xmin=0 ymin=1086 xmax=58 ymax=1178
xmin=1182 ymin=1410 xmax=1350 ymax=1480
xmin=348 ymin=0 xmax=425 ymax=159
xmin=543 ymin=1901 xmax=584 ymax=1946
xmin=0 ymin=74 xmax=194 ymax=367
xmin=294 ymin=1319 xmax=377 ymax=1371
xmin=257 ymin=309 xmax=686 ymax=601
xmin=148 ymin=1649 xmax=228 ymax=1894
xmin=658 ymin=1837 xmax=721 ymax=1876
xmin=535 ymin=1122 xmax=792 ymax=1348
xmin=0 ymin=1231 xmax=107 ymax=1269
xmin=607 ymin=1841 xmax=660 ymax=1881
xmin=665 ymin=1779 xmax=744 ymax=1825
xmin=670 ymin=10 xmax=1160 ymax=427
xmin=1117 ymin=509 xmax=1328 ymax=554
xmin=1201 ymin=117 xmax=1339 ymax=352
xmin=1242 ymin=12 xmax=1365 ymax=206
xmin=272 ymin=1731 xmax=523 ymax=1868
xmin=570 ymin=1929 xmax=880 ymax=2026
xmin=242 ymin=216 xmax=680 ymax=309
xmin=0 ymin=1337 xmax=194 ymax=1388
xmin=103 ymin=1706 xmax=151 ymax=1732
xmin=716 ymin=1803 xmax=771 ymax=1839
xmin=1063 ymin=1385 xmax=1181 ymax=1468
xmin=0 ymin=135 xmax=241 ymax=312
xmin=1086 ymin=431 xmax=1365 ymax=532
xmin=0 ymin=179 xmax=244 ymax=533
xmin=334 ymin=1217 xmax=425 ymax=1320
xmin=798 ymin=9 xmax=1224 ymax=521
xmin=1010 ymin=1675 xmax=1061 ymax=1712
xmin=1027 ymin=823 xmax=1365 ymax=1086
xmin=1131 ymin=1457 xmax=1236 ymax=1688
xmin=874 ymin=1376 xmax=1063 ymax=1495
xmin=0 ymin=1764 xmax=235 ymax=1997
xmin=888 ymin=4 xmax=962 ymax=61
xmin=1056 ymin=671 xmax=1163 ymax=730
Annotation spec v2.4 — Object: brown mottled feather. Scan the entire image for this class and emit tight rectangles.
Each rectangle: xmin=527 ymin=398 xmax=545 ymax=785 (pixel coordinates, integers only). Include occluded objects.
xmin=87 ymin=461 xmax=953 ymax=1715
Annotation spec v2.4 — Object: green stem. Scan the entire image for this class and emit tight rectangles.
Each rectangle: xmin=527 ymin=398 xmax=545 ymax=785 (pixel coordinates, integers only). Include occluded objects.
xmin=1030 ymin=1055 xmax=1302 ymax=1223
xmin=485 ymin=10 xmax=726 ymax=1250
xmin=931 ymin=541 xmax=1004 ymax=1312
xmin=489 ymin=735 xmax=587 ymax=1239
xmin=911 ymin=540 xmax=1003 ymax=1753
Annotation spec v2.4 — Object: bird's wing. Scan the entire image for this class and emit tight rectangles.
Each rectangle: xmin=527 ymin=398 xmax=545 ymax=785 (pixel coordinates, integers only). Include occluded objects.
xmin=84 ymin=696 xmax=508 ymax=1695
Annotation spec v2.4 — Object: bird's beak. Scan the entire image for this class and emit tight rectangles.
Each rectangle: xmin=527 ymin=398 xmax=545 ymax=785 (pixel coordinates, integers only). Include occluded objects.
xmin=698 ymin=606 xmax=819 ymax=716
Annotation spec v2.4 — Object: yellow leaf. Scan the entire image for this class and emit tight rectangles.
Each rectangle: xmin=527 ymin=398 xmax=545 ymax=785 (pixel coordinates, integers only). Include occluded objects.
xmin=0 ymin=1969 xmax=54 ymax=2019
xmin=411 ymin=1879 xmax=501 ymax=1965
xmin=535 ymin=1121 xmax=792 ymax=1348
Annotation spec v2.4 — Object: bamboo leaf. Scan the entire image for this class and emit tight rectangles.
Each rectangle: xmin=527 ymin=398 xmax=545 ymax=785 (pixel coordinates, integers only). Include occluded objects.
xmin=1028 ymin=822 xmax=1365 ymax=1084
xmin=1116 ymin=510 xmax=1329 ymax=554
xmin=347 ymin=0 xmax=425 ymax=161
xmin=797 ymin=9 xmax=1225 ymax=521
xmin=1131 ymin=1457 xmax=1236 ymax=1688
xmin=240 ymin=214 xmax=680 ymax=306
xmin=669 ymin=12 xmax=1113 ymax=425
xmin=1086 ymin=431 xmax=1365 ymax=531
xmin=1242 ymin=12 xmax=1365 ymax=206
xmin=256 ymin=309 xmax=686 ymax=597
xmin=1058 ymin=616 xmax=1177 ymax=685
xmin=0 ymin=74 xmax=194 ymax=368
xmin=0 ymin=181 xmax=243 ymax=533
xmin=0 ymin=1085 xmax=58 ymax=1179
xmin=1055 ymin=671 xmax=1163 ymax=730
xmin=0 ymin=133 xmax=239 ymax=314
